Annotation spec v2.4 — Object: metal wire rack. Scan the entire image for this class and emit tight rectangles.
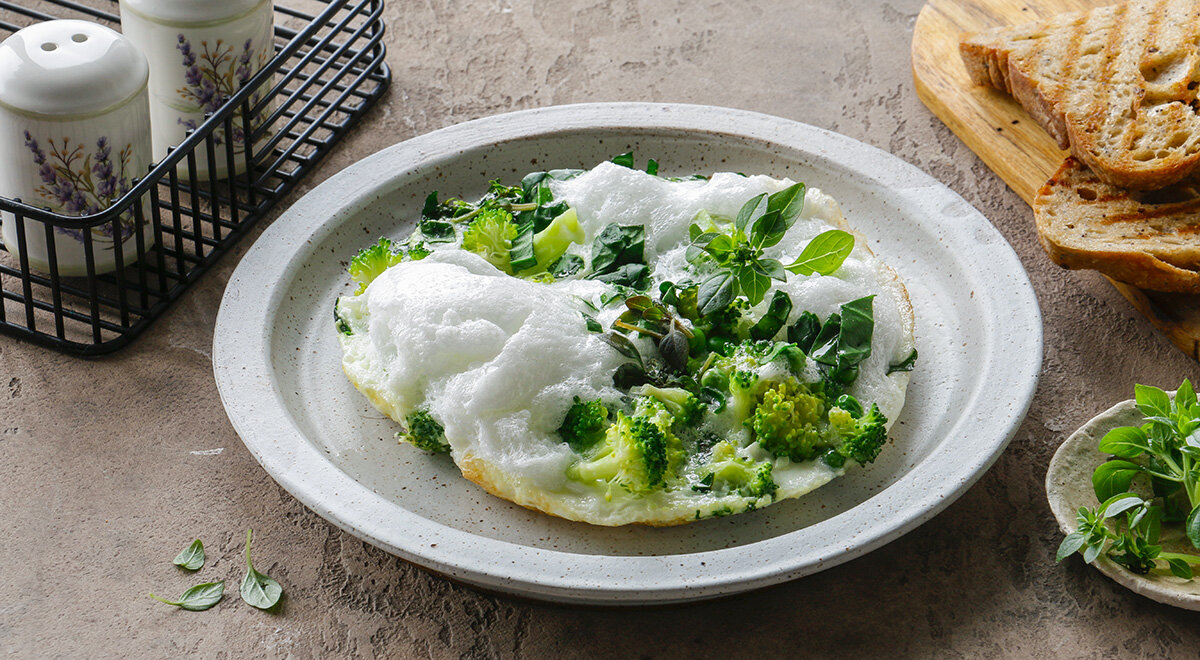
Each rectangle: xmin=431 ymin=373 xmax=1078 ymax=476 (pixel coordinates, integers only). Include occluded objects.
xmin=0 ymin=0 xmax=390 ymax=355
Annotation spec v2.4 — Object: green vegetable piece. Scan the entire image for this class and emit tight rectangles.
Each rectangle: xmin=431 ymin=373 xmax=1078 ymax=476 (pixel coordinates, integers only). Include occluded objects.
xmin=589 ymin=223 xmax=647 ymax=280
xmin=334 ymin=299 xmax=352 ymax=336
xmin=240 ymin=529 xmax=283 ymax=611
xmin=558 ymin=397 xmax=609 ymax=453
xmin=461 ymin=207 xmax=518 ymax=273
xmin=1098 ymin=426 xmax=1151 ymax=459
xmin=612 ymin=152 xmax=635 ymax=168
xmin=398 ymin=409 xmax=450 ymax=453
xmin=525 ymin=208 xmax=585 ymax=274
xmin=785 ymin=229 xmax=855 ymax=276
xmin=887 ymin=348 xmax=918 ymax=374
xmin=173 ymin=539 xmax=205 ymax=571
xmin=787 ymin=311 xmax=821 ymax=352
xmin=1188 ymin=505 xmax=1200 ymax=549
xmin=749 ymin=291 xmax=793 ymax=341
xmin=550 ymin=254 xmax=585 ymax=278
xmin=150 ymin=581 xmax=224 ymax=611
xmin=348 ymin=238 xmax=404 ymax=294
xmin=1092 ymin=460 xmax=1142 ymax=503
xmin=697 ymin=272 xmax=735 ymax=316
xmin=508 ymin=226 xmax=537 ymax=272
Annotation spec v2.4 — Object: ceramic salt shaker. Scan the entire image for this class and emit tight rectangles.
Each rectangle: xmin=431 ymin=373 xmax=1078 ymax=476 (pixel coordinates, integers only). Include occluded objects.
xmin=119 ymin=0 xmax=274 ymax=180
xmin=0 ymin=20 xmax=152 ymax=276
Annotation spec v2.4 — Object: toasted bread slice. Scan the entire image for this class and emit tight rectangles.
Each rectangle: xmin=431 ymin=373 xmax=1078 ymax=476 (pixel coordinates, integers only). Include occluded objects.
xmin=961 ymin=0 xmax=1200 ymax=190
xmin=1034 ymin=156 xmax=1200 ymax=292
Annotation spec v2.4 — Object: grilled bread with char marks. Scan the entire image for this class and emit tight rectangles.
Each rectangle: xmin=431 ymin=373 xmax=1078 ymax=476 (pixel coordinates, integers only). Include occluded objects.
xmin=1035 ymin=156 xmax=1200 ymax=292
xmin=961 ymin=0 xmax=1200 ymax=190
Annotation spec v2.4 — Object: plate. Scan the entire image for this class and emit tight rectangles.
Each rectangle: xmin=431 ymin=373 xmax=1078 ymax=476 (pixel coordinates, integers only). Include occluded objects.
xmin=212 ymin=102 xmax=1043 ymax=605
xmin=1046 ymin=398 xmax=1200 ymax=610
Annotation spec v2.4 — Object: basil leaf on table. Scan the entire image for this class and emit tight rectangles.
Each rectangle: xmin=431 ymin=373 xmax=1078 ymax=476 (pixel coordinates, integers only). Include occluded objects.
xmin=240 ymin=529 xmax=283 ymax=610
xmin=172 ymin=539 xmax=205 ymax=571
xmin=150 ymin=581 xmax=224 ymax=611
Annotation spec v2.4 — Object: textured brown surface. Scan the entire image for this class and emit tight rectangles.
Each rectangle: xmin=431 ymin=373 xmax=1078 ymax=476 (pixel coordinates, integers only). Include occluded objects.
xmin=4 ymin=0 xmax=1200 ymax=656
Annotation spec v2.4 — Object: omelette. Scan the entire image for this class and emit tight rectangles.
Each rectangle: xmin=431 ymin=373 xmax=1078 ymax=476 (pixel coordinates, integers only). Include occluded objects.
xmin=335 ymin=158 xmax=915 ymax=526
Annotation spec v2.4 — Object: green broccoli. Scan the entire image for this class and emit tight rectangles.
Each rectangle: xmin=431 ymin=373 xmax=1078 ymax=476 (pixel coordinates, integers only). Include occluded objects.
xmin=398 ymin=409 xmax=450 ymax=453
xmin=522 ymin=208 xmax=585 ymax=274
xmin=631 ymin=384 xmax=704 ymax=427
xmin=567 ymin=409 xmax=681 ymax=498
xmin=461 ymin=207 xmax=519 ymax=273
xmin=557 ymin=396 xmax=609 ymax=453
xmin=694 ymin=440 xmax=777 ymax=500
xmin=348 ymin=237 xmax=404 ymax=294
xmin=747 ymin=379 xmax=829 ymax=462
xmin=826 ymin=400 xmax=888 ymax=466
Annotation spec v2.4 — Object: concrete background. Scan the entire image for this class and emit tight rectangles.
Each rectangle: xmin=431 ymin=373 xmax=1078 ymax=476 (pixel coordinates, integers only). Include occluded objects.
xmin=4 ymin=0 xmax=1200 ymax=656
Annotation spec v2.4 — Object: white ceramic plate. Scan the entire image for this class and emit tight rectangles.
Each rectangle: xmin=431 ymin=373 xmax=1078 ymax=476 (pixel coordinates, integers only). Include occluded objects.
xmin=213 ymin=103 xmax=1042 ymax=605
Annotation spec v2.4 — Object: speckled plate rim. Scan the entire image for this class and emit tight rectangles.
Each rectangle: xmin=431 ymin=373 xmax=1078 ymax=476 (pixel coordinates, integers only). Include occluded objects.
xmin=213 ymin=102 xmax=1043 ymax=605
xmin=1046 ymin=397 xmax=1200 ymax=610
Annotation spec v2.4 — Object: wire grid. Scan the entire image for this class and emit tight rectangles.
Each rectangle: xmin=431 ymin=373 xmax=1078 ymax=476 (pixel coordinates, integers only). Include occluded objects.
xmin=0 ymin=0 xmax=390 ymax=355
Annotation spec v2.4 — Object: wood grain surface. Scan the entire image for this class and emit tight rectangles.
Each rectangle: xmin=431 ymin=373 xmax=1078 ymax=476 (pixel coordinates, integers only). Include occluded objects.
xmin=913 ymin=0 xmax=1200 ymax=361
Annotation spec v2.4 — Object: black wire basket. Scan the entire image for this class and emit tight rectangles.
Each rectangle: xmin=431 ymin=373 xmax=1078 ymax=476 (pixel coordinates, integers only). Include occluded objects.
xmin=0 ymin=0 xmax=390 ymax=355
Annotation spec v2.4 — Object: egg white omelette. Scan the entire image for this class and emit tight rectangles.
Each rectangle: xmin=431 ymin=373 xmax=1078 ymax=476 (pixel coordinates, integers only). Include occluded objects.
xmin=335 ymin=159 xmax=915 ymax=526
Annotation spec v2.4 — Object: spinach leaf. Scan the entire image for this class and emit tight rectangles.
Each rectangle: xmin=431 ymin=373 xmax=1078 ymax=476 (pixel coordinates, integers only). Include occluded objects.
xmin=837 ymin=296 xmax=875 ymax=367
xmin=749 ymin=291 xmax=793 ymax=341
xmin=518 ymin=169 xmax=580 ymax=232
xmin=240 ymin=529 xmax=283 ymax=611
xmin=417 ymin=192 xmax=456 ymax=243
xmin=590 ymin=263 xmax=650 ymax=289
xmin=150 ymin=581 xmax=224 ymax=611
xmin=549 ymin=254 xmax=584 ymax=278
xmin=173 ymin=539 xmax=205 ymax=571
xmin=787 ymin=311 xmax=821 ymax=352
xmin=587 ymin=224 xmax=649 ymax=288
xmin=887 ymin=348 xmax=918 ymax=374
xmin=612 ymin=152 xmax=635 ymax=168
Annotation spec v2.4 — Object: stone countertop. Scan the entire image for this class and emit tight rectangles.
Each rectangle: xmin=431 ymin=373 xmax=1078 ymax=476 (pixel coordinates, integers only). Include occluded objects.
xmin=4 ymin=0 xmax=1199 ymax=656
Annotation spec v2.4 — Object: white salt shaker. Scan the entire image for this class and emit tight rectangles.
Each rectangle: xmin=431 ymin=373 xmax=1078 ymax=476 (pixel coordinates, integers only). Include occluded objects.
xmin=119 ymin=0 xmax=274 ymax=180
xmin=0 ymin=20 xmax=152 ymax=276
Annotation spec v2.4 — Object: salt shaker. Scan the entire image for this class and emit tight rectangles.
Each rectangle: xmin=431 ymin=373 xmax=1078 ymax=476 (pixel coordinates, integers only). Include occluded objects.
xmin=0 ymin=20 xmax=152 ymax=276
xmin=119 ymin=0 xmax=275 ymax=180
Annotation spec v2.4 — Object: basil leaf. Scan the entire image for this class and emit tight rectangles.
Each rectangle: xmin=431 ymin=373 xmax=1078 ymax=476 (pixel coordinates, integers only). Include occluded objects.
xmin=734 ymin=193 xmax=767 ymax=234
xmin=1168 ymin=558 xmax=1194 ymax=580
xmin=766 ymin=182 xmax=805 ymax=226
xmin=787 ymin=312 xmax=821 ymax=352
xmin=1100 ymin=494 xmax=1144 ymax=518
xmin=173 ymin=539 xmax=205 ymax=571
xmin=1135 ymin=384 xmax=1172 ymax=419
xmin=755 ymin=257 xmax=787 ymax=282
xmin=1056 ymin=531 xmax=1087 ymax=561
xmin=748 ymin=210 xmax=783 ymax=249
xmin=1098 ymin=426 xmax=1150 ymax=459
xmin=1187 ymin=505 xmax=1200 ymax=549
xmin=582 ymin=313 xmax=602 ymax=333
xmin=749 ymin=291 xmax=793 ymax=341
xmin=1092 ymin=460 xmax=1142 ymax=502
xmin=785 ymin=229 xmax=855 ymax=276
xmin=240 ymin=530 xmax=283 ymax=610
xmin=1176 ymin=379 xmax=1197 ymax=412
xmin=549 ymin=254 xmax=584 ymax=278
xmin=658 ymin=327 xmax=690 ymax=372
xmin=888 ymin=349 xmax=918 ymax=374
xmin=702 ymin=234 xmax=736 ymax=263
xmin=735 ymin=265 xmax=771 ymax=306
xmin=697 ymin=272 xmax=735 ymax=316
xmin=150 ymin=581 xmax=224 ymax=611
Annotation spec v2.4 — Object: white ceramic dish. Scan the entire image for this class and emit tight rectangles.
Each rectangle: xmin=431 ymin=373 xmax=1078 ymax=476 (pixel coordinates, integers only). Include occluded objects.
xmin=213 ymin=103 xmax=1043 ymax=605
xmin=1046 ymin=398 xmax=1200 ymax=610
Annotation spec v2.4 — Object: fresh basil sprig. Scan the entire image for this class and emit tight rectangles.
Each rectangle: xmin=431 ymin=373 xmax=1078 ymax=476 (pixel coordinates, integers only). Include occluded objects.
xmin=173 ymin=539 xmax=205 ymax=571
xmin=240 ymin=529 xmax=283 ymax=610
xmin=150 ymin=581 xmax=224 ymax=611
xmin=785 ymin=229 xmax=855 ymax=276
xmin=1058 ymin=380 xmax=1200 ymax=578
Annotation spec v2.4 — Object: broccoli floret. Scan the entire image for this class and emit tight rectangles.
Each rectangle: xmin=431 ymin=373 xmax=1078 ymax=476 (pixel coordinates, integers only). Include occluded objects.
xmin=461 ymin=207 xmax=519 ymax=273
xmin=827 ymin=401 xmax=888 ymax=465
xmin=524 ymin=208 xmax=585 ymax=274
xmin=747 ymin=380 xmax=829 ymax=462
xmin=630 ymin=384 xmax=704 ymax=427
xmin=557 ymin=396 xmax=609 ymax=452
xmin=348 ymin=238 xmax=404 ymax=294
xmin=695 ymin=441 xmax=777 ymax=500
xmin=398 ymin=409 xmax=450 ymax=453
xmin=567 ymin=407 xmax=682 ymax=499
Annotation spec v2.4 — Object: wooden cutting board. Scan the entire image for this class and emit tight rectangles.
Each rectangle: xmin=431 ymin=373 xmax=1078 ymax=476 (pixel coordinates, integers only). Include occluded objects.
xmin=913 ymin=0 xmax=1200 ymax=361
